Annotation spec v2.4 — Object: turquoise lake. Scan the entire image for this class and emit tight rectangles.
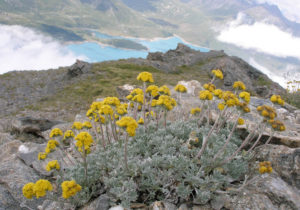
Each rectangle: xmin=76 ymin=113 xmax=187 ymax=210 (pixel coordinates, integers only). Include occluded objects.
xmin=67 ymin=32 xmax=209 ymax=62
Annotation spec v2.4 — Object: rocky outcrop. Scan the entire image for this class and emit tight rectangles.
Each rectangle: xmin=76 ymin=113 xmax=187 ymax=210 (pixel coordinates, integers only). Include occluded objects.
xmin=65 ymin=60 xmax=92 ymax=79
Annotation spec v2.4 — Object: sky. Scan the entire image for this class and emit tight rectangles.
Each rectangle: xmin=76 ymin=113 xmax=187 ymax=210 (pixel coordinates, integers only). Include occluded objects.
xmin=0 ymin=24 xmax=85 ymax=74
xmin=255 ymin=0 xmax=300 ymax=23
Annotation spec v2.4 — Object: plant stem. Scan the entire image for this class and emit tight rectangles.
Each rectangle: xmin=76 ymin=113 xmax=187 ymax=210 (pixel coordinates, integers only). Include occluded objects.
xmin=248 ymin=124 xmax=267 ymax=152
xmin=124 ymin=133 xmax=129 ymax=171
xmin=265 ymin=131 xmax=275 ymax=145
xmin=213 ymin=113 xmax=241 ymax=161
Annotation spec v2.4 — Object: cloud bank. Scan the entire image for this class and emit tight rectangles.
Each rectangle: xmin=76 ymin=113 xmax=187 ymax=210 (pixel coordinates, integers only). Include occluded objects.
xmin=0 ymin=24 xmax=86 ymax=74
xmin=255 ymin=0 xmax=300 ymax=23
xmin=217 ymin=13 xmax=300 ymax=60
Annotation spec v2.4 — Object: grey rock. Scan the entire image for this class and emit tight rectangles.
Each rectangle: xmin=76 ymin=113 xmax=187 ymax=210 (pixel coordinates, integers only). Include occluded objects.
xmin=116 ymin=84 xmax=135 ymax=100
xmin=66 ymin=60 xmax=92 ymax=79
xmin=150 ymin=201 xmax=177 ymax=210
xmin=38 ymin=200 xmax=75 ymax=210
xmin=210 ymin=195 xmax=225 ymax=210
xmin=12 ymin=117 xmax=63 ymax=137
xmin=83 ymin=194 xmax=110 ymax=210
xmin=254 ymin=144 xmax=300 ymax=189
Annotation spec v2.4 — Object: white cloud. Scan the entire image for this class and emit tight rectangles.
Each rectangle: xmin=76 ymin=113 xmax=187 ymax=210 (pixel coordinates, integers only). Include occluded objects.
xmin=0 ymin=24 xmax=86 ymax=74
xmin=255 ymin=0 xmax=300 ymax=23
xmin=217 ymin=16 xmax=300 ymax=60
xmin=249 ymin=58 xmax=287 ymax=87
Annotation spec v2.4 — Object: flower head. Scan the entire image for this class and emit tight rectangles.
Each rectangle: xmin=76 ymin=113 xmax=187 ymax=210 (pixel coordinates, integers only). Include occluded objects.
xmin=23 ymin=182 xmax=35 ymax=199
xmin=49 ymin=128 xmax=63 ymax=138
xmin=137 ymin=72 xmax=154 ymax=83
xmin=38 ymin=152 xmax=47 ymax=160
xmin=259 ymin=161 xmax=272 ymax=174
xmin=238 ymin=118 xmax=245 ymax=125
xmin=211 ymin=69 xmax=223 ymax=79
xmin=99 ymin=105 xmax=113 ymax=116
xmin=46 ymin=160 xmax=60 ymax=172
xmin=61 ymin=180 xmax=82 ymax=199
xmin=63 ymin=130 xmax=74 ymax=139
xmin=33 ymin=179 xmax=53 ymax=198
xmin=218 ymin=103 xmax=225 ymax=110
xmin=233 ymin=81 xmax=246 ymax=90
xmin=82 ymin=121 xmax=92 ymax=129
xmin=268 ymin=119 xmax=285 ymax=131
xmin=203 ymin=83 xmax=216 ymax=92
xmin=116 ymin=116 xmax=138 ymax=137
xmin=174 ymin=84 xmax=187 ymax=93
xmin=45 ymin=140 xmax=59 ymax=154
xmin=213 ymin=89 xmax=223 ymax=98
xmin=158 ymin=85 xmax=171 ymax=96
xmin=190 ymin=107 xmax=201 ymax=115
xmin=72 ymin=122 xmax=83 ymax=130
xmin=239 ymin=91 xmax=251 ymax=103
xmin=116 ymin=103 xmax=128 ymax=115
xmin=138 ymin=117 xmax=144 ymax=124
xmin=257 ymin=105 xmax=277 ymax=119
xmin=75 ymin=132 xmax=94 ymax=154
xmin=132 ymin=94 xmax=144 ymax=104
xmin=146 ymin=85 xmax=159 ymax=97
xmin=156 ymin=95 xmax=177 ymax=110
xmin=222 ymin=91 xmax=239 ymax=107
xmin=270 ymin=95 xmax=284 ymax=105
xmin=103 ymin=97 xmax=120 ymax=106
xmin=199 ymin=90 xmax=213 ymax=100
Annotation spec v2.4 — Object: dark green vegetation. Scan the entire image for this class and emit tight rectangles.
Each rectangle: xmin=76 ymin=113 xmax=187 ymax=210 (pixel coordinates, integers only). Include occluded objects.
xmin=284 ymin=92 xmax=300 ymax=109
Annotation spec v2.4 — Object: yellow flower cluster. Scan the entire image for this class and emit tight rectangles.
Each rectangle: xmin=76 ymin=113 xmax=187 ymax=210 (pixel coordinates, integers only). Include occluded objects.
xmin=103 ymin=97 xmax=121 ymax=106
xmin=190 ymin=107 xmax=201 ymax=115
xmin=132 ymin=94 xmax=144 ymax=104
xmin=23 ymin=179 xmax=53 ymax=199
xmin=233 ymin=81 xmax=246 ymax=90
xmin=222 ymin=91 xmax=239 ymax=106
xmin=174 ymin=84 xmax=187 ymax=93
xmin=116 ymin=116 xmax=138 ymax=137
xmin=45 ymin=140 xmax=59 ymax=154
xmin=259 ymin=161 xmax=272 ymax=174
xmin=238 ymin=118 xmax=245 ymax=125
xmin=203 ymin=83 xmax=216 ymax=92
xmin=38 ymin=152 xmax=47 ymax=160
xmin=239 ymin=91 xmax=250 ymax=103
xmin=218 ymin=103 xmax=225 ymax=111
xmin=138 ymin=117 xmax=144 ymax=124
xmin=137 ymin=71 xmax=154 ymax=83
xmin=268 ymin=120 xmax=286 ymax=131
xmin=213 ymin=89 xmax=223 ymax=98
xmin=46 ymin=160 xmax=60 ymax=172
xmin=75 ymin=132 xmax=94 ymax=153
xmin=49 ymin=128 xmax=63 ymax=138
xmin=82 ymin=121 xmax=92 ymax=129
xmin=116 ymin=103 xmax=128 ymax=115
xmin=146 ymin=85 xmax=159 ymax=97
xmin=158 ymin=85 xmax=171 ymax=96
xmin=270 ymin=95 xmax=284 ymax=105
xmin=257 ymin=105 xmax=277 ymax=119
xmin=100 ymin=104 xmax=114 ymax=116
xmin=211 ymin=69 xmax=223 ymax=79
xmin=72 ymin=122 xmax=83 ymax=130
xmin=63 ymin=130 xmax=74 ymax=139
xmin=237 ymin=102 xmax=251 ymax=113
xmin=146 ymin=111 xmax=155 ymax=118
xmin=199 ymin=90 xmax=213 ymax=100
xmin=156 ymin=95 xmax=177 ymax=110
xmin=61 ymin=180 xmax=82 ymax=199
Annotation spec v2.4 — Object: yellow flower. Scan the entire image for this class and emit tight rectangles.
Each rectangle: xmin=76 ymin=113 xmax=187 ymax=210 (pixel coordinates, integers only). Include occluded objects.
xmin=238 ymin=118 xmax=245 ymax=125
xmin=103 ymin=97 xmax=120 ymax=106
xmin=258 ymin=105 xmax=277 ymax=119
xmin=158 ymin=85 xmax=171 ymax=96
xmin=132 ymin=94 xmax=144 ymax=104
xmin=75 ymin=132 xmax=94 ymax=153
xmin=45 ymin=160 xmax=60 ymax=172
xmin=239 ymin=91 xmax=250 ymax=103
xmin=82 ymin=121 xmax=92 ymax=129
xmin=174 ymin=84 xmax=187 ymax=93
xmin=222 ymin=91 xmax=239 ymax=106
xmin=259 ymin=161 xmax=272 ymax=174
xmin=137 ymin=72 xmax=154 ymax=83
xmin=199 ymin=90 xmax=213 ymax=100
xmin=270 ymin=95 xmax=284 ymax=105
xmin=213 ymin=89 xmax=223 ymax=98
xmin=114 ymin=114 xmax=119 ymax=120
xmin=126 ymin=94 xmax=133 ymax=100
xmin=130 ymin=88 xmax=143 ymax=96
xmin=100 ymin=105 xmax=113 ymax=116
xmin=72 ymin=122 xmax=83 ymax=130
xmin=61 ymin=180 xmax=82 ymax=199
xmin=33 ymin=179 xmax=53 ymax=198
xmin=23 ymin=182 xmax=35 ymax=199
xmin=116 ymin=116 xmax=138 ymax=137
xmin=49 ymin=128 xmax=63 ymax=138
xmin=116 ymin=103 xmax=128 ymax=115
xmin=38 ymin=152 xmax=47 ymax=160
xmin=45 ymin=140 xmax=59 ymax=154
xmin=233 ymin=81 xmax=246 ymax=90
xmin=211 ymin=69 xmax=223 ymax=79
xmin=138 ymin=117 xmax=144 ymax=124
xmin=218 ymin=103 xmax=225 ymax=110
xmin=156 ymin=95 xmax=177 ymax=110
xmin=146 ymin=85 xmax=159 ymax=97
xmin=63 ymin=130 xmax=74 ymax=139
xmin=203 ymin=83 xmax=216 ymax=92
xmin=190 ymin=107 xmax=201 ymax=115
